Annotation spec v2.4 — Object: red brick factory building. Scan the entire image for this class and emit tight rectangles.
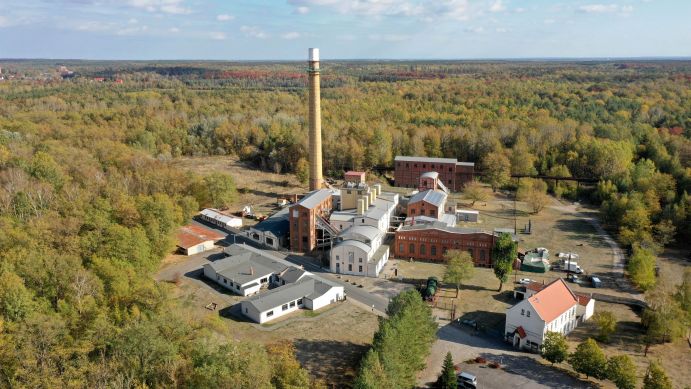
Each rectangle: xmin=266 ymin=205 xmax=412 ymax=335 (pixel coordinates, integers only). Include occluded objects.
xmin=394 ymin=224 xmax=498 ymax=267
xmin=394 ymin=156 xmax=474 ymax=192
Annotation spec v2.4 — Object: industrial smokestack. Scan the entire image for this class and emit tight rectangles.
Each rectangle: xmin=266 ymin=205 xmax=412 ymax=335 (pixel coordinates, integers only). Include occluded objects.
xmin=308 ymin=48 xmax=323 ymax=191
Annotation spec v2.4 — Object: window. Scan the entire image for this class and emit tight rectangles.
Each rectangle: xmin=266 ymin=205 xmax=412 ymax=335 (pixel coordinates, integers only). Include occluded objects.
xmin=399 ymin=243 xmax=404 ymax=253
xmin=265 ymin=237 xmax=274 ymax=246
xmin=302 ymin=236 xmax=308 ymax=244
xmin=414 ymin=163 xmax=417 ymax=168
xmin=260 ymin=277 xmax=268 ymax=283
xmin=290 ymin=301 xmax=296 ymax=308
xmin=336 ymin=255 xmax=340 ymax=260
xmin=527 ymin=311 xmax=531 ymax=317
xmin=409 ymin=243 xmax=415 ymax=254
xmin=282 ymin=304 xmax=289 ymax=311
xmin=348 ymin=252 xmax=354 ymax=262
xmin=406 ymin=163 xmax=409 ymax=168
xmin=431 ymin=245 xmax=437 ymax=256
xmin=297 ymin=298 xmax=303 ymax=305
xmin=245 ymin=308 xmax=248 ymax=313
xmin=480 ymin=250 xmax=485 ymax=261
xmin=358 ymin=265 xmax=363 ymax=272
xmin=359 ymin=258 xmax=363 ymax=262
xmin=429 ymin=210 xmax=435 ymax=216
xmin=223 ymin=278 xmax=227 ymax=284
xmin=267 ymin=310 xmax=274 ymax=317
xmin=347 ymin=190 xmax=351 ymax=194
xmin=423 ymin=164 xmax=426 ymax=168
xmin=521 ymin=309 xmax=525 ymax=316
xmin=420 ymin=244 xmax=426 ymax=255
xmin=449 ymin=167 xmax=452 ymax=172
xmin=348 ymin=264 xmax=352 ymax=271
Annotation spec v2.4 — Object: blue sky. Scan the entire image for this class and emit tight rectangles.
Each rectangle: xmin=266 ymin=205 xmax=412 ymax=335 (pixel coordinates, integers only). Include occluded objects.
xmin=0 ymin=0 xmax=689 ymax=59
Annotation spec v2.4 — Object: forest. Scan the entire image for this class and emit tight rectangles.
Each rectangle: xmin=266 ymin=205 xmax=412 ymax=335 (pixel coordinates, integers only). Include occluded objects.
xmin=0 ymin=59 xmax=689 ymax=387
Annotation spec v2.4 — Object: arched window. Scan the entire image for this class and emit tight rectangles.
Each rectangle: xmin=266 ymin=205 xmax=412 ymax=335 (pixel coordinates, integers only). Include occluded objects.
xmin=409 ymin=243 xmax=415 ymax=254
xmin=420 ymin=244 xmax=426 ymax=255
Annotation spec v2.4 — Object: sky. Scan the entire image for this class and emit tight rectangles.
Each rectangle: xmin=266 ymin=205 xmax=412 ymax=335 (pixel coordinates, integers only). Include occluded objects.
xmin=0 ymin=0 xmax=689 ymax=60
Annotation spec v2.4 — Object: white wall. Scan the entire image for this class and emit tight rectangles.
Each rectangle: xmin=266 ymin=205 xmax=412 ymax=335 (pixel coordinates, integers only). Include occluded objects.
xmin=305 ymin=286 xmax=344 ymax=310
xmin=202 ymin=264 xmax=270 ymax=296
xmin=545 ymin=305 xmax=578 ymax=336
xmin=184 ymin=240 xmax=215 ymax=255
xmin=255 ymin=298 xmax=305 ymax=324
xmin=505 ymin=299 xmax=546 ymax=348
xmin=578 ymin=299 xmax=595 ymax=322
xmin=330 ymin=243 xmax=371 ymax=275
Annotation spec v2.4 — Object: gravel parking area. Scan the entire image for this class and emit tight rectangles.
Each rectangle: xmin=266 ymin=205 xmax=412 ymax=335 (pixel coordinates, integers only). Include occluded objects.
xmin=418 ymin=324 xmax=596 ymax=389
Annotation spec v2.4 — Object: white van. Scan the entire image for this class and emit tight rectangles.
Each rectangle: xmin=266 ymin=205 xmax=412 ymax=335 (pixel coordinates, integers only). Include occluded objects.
xmin=457 ymin=372 xmax=477 ymax=388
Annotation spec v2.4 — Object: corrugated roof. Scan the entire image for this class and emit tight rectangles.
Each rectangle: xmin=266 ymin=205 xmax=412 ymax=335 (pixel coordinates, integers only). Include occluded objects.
xmin=200 ymin=209 xmax=241 ymax=225
xmin=296 ymin=189 xmax=332 ymax=209
xmin=456 ymin=162 xmax=475 ymax=167
xmin=339 ymin=225 xmax=382 ymax=242
xmin=408 ymin=189 xmax=447 ymax=207
xmin=280 ymin=267 xmax=310 ymax=284
xmin=252 ymin=207 xmax=290 ymax=236
xmin=207 ymin=253 xmax=279 ymax=285
xmin=527 ymin=279 xmax=578 ymax=323
xmin=177 ymin=224 xmax=225 ymax=249
xmin=333 ymin=239 xmax=373 ymax=253
xmin=395 ymin=155 xmax=458 ymax=164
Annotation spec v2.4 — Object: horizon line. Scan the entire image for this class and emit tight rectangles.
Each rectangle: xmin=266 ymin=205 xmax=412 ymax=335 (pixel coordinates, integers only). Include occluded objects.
xmin=2 ymin=56 xmax=691 ymax=63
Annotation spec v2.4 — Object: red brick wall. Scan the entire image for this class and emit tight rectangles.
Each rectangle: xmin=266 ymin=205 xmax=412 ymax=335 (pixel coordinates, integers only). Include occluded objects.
xmin=289 ymin=196 xmax=333 ymax=252
xmin=393 ymin=228 xmax=495 ymax=267
xmin=407 ymin=201 xmax=440 ymax=219
xmin=394 ymin=160 xmax=456 ymax=190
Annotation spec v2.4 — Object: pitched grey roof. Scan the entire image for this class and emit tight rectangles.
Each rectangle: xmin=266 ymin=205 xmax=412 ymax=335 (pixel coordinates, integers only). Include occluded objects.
xmin=297 ymin=189 xmax=332 ymax=209
xmin=280 ymin=267 xmax=309 ymax=284
xmin=207 ymin=254 xmax=280 ymax=285
xmin=408 ymin=189 xmax=447 ymax=207
xmin=252 ymin=207 xmax=289 ymax=236
xmin=244 ymin=278 xmax=316 ymax=312
xmin=395 ymin=155 xmax=458 ymax=164
xmin=244 ymin=276 xmax=339 ymax=312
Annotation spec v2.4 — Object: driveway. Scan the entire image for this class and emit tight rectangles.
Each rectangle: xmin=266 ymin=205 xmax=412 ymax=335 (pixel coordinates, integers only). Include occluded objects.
xmin=418 ymin=324 xmax=595 ymax=389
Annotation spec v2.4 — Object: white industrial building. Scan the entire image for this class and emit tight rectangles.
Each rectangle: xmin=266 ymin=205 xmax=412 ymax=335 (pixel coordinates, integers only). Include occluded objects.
xmin=203 ymin=244 xmax=344 ymax=323
xmin=327 ymin=173 xmax=399 ymax=277
xmin=199 ymin=208 xmax=243 ymax=230
xmin=330 ymin=225 xmax=390 ymax=277
xmin=505 ymin=279 xmax=594 ymax=352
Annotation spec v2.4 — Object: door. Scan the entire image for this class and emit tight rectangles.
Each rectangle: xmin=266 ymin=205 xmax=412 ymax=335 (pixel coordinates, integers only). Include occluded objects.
xmin=336 ymin=263 xmax=340 ymax=273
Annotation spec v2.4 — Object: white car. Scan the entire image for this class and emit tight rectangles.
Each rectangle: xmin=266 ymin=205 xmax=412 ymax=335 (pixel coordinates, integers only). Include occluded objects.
xmin=519 ymin=278 xmax=534 ymax=285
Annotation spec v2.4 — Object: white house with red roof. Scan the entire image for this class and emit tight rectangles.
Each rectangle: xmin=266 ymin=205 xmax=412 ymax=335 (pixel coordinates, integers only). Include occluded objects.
xmin=505 ymin=279 xmax=588 ymax=352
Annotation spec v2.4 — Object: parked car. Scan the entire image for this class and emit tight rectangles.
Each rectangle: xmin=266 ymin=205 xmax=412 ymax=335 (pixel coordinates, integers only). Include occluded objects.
xmin=567 ymin=273 xmax=580 ymax=283
xmin=591 ymin=276 xmax=602 ymax=288
xmin=457 ymin=372 xmax=477 ymax=388
xmin=518 ymin=278 xmax=534 ymax=285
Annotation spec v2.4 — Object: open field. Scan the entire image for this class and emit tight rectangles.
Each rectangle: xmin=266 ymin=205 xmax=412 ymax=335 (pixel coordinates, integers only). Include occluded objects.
xmin=171 ymin=155 xmax=309 ymax=222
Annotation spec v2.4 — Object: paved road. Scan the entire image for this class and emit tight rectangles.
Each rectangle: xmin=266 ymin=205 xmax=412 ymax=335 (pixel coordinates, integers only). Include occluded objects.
xmin=160 ymin=219 xmax=390 ymax=315
xmin=419 ymin=324 xmax=596 ymax=389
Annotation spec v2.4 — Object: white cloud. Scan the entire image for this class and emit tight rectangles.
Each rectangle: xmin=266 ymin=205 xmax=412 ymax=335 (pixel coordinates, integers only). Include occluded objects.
xmin=240 ymin=25 xmax=268 ymax=39
xmin=128 ymin=18 xmax=138 ymax=24
xmin=217 ymin=14 xmax=234 ymax=21
xmin=513 ymin=7 xmax=525 ymax=13
xmin=287 ymin=0 xmax=471 ymax=21
xmin=495 ymin=27 xmax=508 ymax=33
xmin=281 ymin=31 xmax=301 ymax=39
xmin=464 ymin=26 xmax=484 ymax=33
xmin=127 ymin=0 xmax=191 ymax=14
xmin=489 ymin=0 xmax=506 ymax=13
xmin=543 ymin=18 xmax=555 ymax=24
xmin=578 ymin=3 xmax=632 ymax=14
xmin=117 ymin=25 xmax=149 ymax=35
xmin=210 ymin=31 xmax=226 ymax=40
xmin=169 ymin=27 xmax=180 ymax=32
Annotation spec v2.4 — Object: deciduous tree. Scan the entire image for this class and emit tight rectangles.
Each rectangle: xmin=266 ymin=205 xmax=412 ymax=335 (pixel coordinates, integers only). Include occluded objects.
xmin=443 ymin=250 xmax=474 ymax=297
xmin=569 ymin=338 xmax=607 ymax=379
xmin=607 ymin=355 xmax=637 ymax=389
xmin=541 ymin=331 xmax=568 ymax=365
xmin=492 ymin=233 xmax=517 ymax=291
